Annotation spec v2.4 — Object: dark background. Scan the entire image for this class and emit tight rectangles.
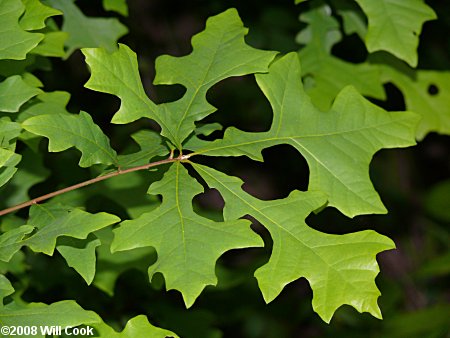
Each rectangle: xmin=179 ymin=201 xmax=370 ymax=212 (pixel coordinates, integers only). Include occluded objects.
xmin=26 ymin=0 xmax=450 ymax=337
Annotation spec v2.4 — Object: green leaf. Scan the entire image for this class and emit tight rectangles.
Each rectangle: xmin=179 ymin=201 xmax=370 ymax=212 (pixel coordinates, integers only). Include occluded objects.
xmin=112 ymin=162 xmax=263 ymax=307
xmin=0 ymin=148 xmax=49 ymax=207
xmin=92 ymin=228 xmax=155 ymax=295
xmin=192 ymin=162 xmax=395 ymax=323
xmin=18 ymin=90 xmax=71 ymax=121
xmin=296 ymin=2 xmax=342 ymax=54
xmin=297 ymin=3 xmax=384 ymax=110
xmin=0 ymin=119 xmax=22 ymax=147
xmin=82 ymin=44 xmax=157 ymax=129
xmin=46 ymin=0 xmax=128 ymax=56
xmin=0 ymin=57 xmax=35 ymax=77
xmin=0 ymin=0 xmax=43 ymax=60
xmin=0 ymin=148 xmax=20 ymax=169
xmin=0 ymin=300 xmax=101 ymax=336
xmin=300 ymin=55 xmax=385 ymax=111
xmin=22 ymin=111 xmax=118 ymax=167
xmin=93 ymin=315 xmax=180 ymax=338
xmin=31 ymin=31 xmax=68 ymax=57
xmin=0 ymin=157 xmax=20 ymax=189
xmin=0 ymin=225 xmax=34 ymax=262
xmin=354 ymin=0 xmax=436 ymax=67
xmin=102 ymin=0 xmax=128 ymax=16
xmin=0 ymin=119 xmax=22 ymax=188
xmin=154 ymin=8 xmax=277 ymax=148
xmin=0 ymin=274 xmax=14 ymax=305
xmin=0 ymin=75 xmax=42 ymax=113
xmin=331 ymin=0 xmax=367 ymax=39
xmin=23 ymin=204 xmax=120 ymax=255
xmin=117 ymin=130 xmax=169 ymax=169
xmin=187 ymin=53 xmax=420 ymax=217
xmin=21 ymin=72 xmax=43 ymax=87
xmin=93 ymin=228 xmax=155 ymax=296
xmin=19 ymin=0 xmax=61 ymax=31
xmin=195 ymin=122 xmax=223 ymax=137
xmin=0 ymin=250 xmax=27 ymax=276
xmin=57 ymin=235 xmax=101 ymax=285
xmin=83 ymin=9 xmax=277 ymax=148
xmin=380 ymin=63 xmax=450 ymax=139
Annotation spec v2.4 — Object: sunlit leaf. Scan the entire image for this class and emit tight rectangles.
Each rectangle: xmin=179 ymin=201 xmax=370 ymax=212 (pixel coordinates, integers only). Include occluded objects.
xmin=193 ymin=162 xmax=395 ymax=323
xmin=83 ymin=9 xmax=277 ymax=148
xmin=112 ymin=162 xmax=263 ymax=307
xmin=187 ymin=53 xmax=419 ymax=217
xmin=19 ymin=0 xmax=61 ymax=31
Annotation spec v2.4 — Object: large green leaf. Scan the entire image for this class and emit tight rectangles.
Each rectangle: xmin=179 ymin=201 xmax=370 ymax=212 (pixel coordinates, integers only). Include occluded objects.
xmin=112 ymin=162 xmax=263 ymax=307
xmin=83 ymin=9 xmax=277 ymax=148
xmin=22 ymin=111 xmax=118 ymax=167
xmin=46 ymin=0 xmax=128 ymax=56
xmin=0 ymin=0 xmax=43 ymax=60
xmin=187 ymin=53 xmax=420 ymax=217
xmin=297 ymin=3 xmax=384 ymax=111
xmin=19 ymin=0 xmax=61 ymax=31
xmin=0 ymin=75 xmax=42 ymax=113
xmin=354 ymin=0 xmax=436 ymax=67
xmin=192 ymin=162 xmax=395 ymax=323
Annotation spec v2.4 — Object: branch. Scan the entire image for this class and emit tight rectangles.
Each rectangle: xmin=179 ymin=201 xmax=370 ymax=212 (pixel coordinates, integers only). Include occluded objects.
xmin=0 ymin=155 xmax=187 ymax=217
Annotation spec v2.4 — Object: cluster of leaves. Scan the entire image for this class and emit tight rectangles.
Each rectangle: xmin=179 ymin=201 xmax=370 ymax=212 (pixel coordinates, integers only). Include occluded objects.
xmin=0 ymin=0 xmax=448 ymax=337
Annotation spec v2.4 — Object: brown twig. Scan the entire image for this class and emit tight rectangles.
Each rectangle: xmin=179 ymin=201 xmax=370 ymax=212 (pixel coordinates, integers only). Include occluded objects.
xmin=0 ymin=155 xmax=188 ymax=217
